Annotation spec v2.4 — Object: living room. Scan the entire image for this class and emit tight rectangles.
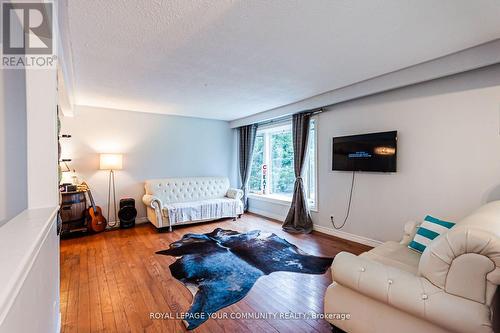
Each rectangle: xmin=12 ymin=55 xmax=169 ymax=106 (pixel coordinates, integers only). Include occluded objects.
xmin=1 ymin=1 xmax=500 ymax=333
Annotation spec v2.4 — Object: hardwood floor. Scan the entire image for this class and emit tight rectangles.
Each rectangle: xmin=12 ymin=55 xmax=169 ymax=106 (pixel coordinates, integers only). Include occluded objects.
xmin=60 ymin=213 xmax=371 ymax=333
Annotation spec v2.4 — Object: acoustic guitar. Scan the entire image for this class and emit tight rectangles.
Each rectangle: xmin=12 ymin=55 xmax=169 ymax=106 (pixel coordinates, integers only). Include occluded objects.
xmin=84 ymin=184 xmax=107 ymax=233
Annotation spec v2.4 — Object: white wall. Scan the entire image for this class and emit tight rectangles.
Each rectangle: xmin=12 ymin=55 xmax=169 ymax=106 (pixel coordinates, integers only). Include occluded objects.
xmin=26 ymin=69 xmax=59 ymax=209
xmin=0 ymin=3 xmax=59 ymax=332
xmin=0 ymin=52 xmax=59 ymax=333
xmin=0 ymin=68 xmax=27 ymax=226
xmin=0 ymin=209 xmax=60 ymax=333
xmin=250 ymin=64 xmax=500 ymax=243
xmin=61 ymin=106 xmax=238 ymax=222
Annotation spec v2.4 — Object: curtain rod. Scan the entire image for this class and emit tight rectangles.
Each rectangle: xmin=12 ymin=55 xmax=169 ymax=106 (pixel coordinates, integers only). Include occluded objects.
xmin=255 ymin=108 xmax=324 ymax=127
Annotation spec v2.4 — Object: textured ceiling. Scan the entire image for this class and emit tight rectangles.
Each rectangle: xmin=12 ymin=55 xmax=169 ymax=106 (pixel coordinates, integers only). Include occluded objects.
xmin=65 ymin=0 xmax=500 ymax=120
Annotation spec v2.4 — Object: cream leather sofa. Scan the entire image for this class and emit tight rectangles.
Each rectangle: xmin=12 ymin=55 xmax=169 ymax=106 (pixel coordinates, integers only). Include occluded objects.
xmin=142 ymin=177 xmax=243 ymax=231
xmin=325 ymin=201 xmax=500 ymax=333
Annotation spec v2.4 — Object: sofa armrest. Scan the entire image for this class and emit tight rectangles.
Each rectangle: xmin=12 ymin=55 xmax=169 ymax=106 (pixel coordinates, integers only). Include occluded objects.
xmin=142 ymin=194 xmax=162 ymax=210
xmin=226 ymin=188 xmax=244 ymax=200
xmin=332 ymin=251 xmax=491 ymax=333
xmin=399 ymin=220 xmax=420 ymax=245
xmin=418 ymin=226 xmax=500 ymax=304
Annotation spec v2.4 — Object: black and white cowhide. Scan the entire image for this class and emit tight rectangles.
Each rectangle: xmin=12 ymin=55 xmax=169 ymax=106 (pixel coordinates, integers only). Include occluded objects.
xmin=156 ymin=228 xmax=333 ymax=330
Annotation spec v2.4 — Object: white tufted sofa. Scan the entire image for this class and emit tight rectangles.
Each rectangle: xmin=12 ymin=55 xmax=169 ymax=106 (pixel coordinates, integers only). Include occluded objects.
xmin=142 ymin=177 xmax=243 ymax=231
xmin=325 ymin=201 xmax=500 ymax=333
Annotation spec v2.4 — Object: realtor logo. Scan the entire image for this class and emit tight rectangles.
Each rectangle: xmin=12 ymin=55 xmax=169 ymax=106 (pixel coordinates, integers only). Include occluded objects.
xmin=1 ymin=1 xmax=55 ymax=68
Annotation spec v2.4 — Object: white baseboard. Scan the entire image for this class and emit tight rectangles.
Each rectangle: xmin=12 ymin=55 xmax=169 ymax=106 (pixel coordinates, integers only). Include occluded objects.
xmin=313 ymin=224 xmax=382 ymax=247
xmin=248 ymin=207 xmax=382 ymax=248
xmin=136 ymin=217 xmax=149 ymax=224
xmin=106 ymin=216 xmax=149 ymax=229
xmin=247 ymin=208 xmax=285 ymax=222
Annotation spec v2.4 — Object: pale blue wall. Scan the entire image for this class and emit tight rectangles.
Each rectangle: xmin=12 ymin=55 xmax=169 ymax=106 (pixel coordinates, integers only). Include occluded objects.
xmin=249 ymin=64 xmax=500 ymax=243
xmin=0 ymin=69 xmax=27 ymax=226
xmin=62 ymin=106 xmax=238 ymax=220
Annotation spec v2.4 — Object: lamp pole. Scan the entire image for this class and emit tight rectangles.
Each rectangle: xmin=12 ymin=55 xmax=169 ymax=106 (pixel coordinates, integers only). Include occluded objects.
xmin=100 ymin=153 xmax=122 ymax=228
xmin=107 ymin=169 xmax=118 ymax=228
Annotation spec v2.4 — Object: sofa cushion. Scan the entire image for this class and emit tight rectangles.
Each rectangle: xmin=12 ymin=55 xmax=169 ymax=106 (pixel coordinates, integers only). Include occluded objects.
xmin=360 ymin=241 xmax=421 ymax=274
xmin=408 ymin=215 xmax=455 ymax=253
xmin=226 ymin=188 xmax=243 ymax=200
xmin=162 ymin=198 xmax=243 ymax=224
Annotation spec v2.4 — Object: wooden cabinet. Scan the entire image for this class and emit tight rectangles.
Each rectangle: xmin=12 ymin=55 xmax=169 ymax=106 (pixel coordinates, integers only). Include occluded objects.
xmin=60 ymin=190 xmax=88 ymax=236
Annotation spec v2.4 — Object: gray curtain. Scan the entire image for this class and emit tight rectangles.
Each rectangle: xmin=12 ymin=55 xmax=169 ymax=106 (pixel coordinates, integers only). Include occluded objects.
xmin=238 ymin=124 xmax=258 ymax=211
xmin=282 ymin=112 xmax=313 ymax=233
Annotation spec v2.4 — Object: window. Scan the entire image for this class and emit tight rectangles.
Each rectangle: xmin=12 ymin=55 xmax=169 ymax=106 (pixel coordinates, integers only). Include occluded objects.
xmin=249 ymin=119 xmax=317 ymax=209
xmin=270 ymin=129 xmax=294 ymax=196
xmin=248 ymin=134 xmax=264 ymax=192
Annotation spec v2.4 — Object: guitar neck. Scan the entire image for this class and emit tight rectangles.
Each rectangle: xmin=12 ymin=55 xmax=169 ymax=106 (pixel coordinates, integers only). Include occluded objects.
xmin=87 ymin=189 xmax=97 ymax=213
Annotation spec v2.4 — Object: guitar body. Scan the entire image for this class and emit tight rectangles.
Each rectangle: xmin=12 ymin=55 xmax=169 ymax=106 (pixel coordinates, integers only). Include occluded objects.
xmin=88 ymin=205 xmax=107 ymax=233
xmin=82 ymin=182 xmax=107 ymax=233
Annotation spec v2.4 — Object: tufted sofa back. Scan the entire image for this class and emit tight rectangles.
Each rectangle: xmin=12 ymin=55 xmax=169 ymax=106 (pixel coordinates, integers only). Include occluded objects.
xmin=144 ymin=177 xmax=230 ymax=204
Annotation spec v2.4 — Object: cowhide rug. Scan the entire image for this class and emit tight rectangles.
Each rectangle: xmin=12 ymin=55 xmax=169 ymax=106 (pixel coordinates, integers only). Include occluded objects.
xmin=156 ymin=228 xmax=333 ymax=330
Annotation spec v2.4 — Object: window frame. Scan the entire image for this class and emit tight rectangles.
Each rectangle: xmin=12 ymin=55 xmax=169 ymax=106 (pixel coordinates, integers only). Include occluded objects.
xmin=304 ymin=116 xmax=318 ymax=211
xmin=248 ymin=118 xmax=318 ymax=212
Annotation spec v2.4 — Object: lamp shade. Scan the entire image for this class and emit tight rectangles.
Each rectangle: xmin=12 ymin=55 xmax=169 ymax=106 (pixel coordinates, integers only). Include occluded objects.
xmin=99 ymin=153 xmax=123 ymax=170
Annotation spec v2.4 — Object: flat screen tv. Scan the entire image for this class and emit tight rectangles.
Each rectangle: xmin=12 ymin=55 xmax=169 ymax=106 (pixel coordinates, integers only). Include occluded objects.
xmin=332 ymin=131 xmax=397 ymax=172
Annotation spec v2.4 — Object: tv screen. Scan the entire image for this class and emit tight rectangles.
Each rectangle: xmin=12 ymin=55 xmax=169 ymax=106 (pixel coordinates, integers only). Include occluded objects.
xmin=332 ymin=131 xmax=397 ymax=172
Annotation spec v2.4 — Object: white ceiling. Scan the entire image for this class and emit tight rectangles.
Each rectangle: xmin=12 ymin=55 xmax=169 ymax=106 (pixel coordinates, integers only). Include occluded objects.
xmin=64 ymin=0 xmax=500 ymax=121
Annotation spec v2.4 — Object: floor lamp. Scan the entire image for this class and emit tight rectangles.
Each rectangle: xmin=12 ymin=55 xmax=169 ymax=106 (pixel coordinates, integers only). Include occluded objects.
xmin=100 ymin=153 xmax=123 ymax=228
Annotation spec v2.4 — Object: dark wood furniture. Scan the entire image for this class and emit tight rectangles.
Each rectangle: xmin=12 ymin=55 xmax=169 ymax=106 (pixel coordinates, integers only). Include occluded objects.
xmin=60 ymin=190 xmax=88 ymax=236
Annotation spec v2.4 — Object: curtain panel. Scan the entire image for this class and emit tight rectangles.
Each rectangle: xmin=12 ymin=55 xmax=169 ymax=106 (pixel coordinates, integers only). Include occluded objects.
xmin=238 ymin=124 xmax=258 ymax=211
xmin=282 ymin=112 xmax=313 ymax=233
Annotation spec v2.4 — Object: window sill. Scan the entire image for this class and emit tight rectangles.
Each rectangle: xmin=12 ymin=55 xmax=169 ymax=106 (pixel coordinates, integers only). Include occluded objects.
xmin=248 ymin=193 xmax=317 ymax=212
xmin=248 ymin=193 xmax=292 ymax=206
